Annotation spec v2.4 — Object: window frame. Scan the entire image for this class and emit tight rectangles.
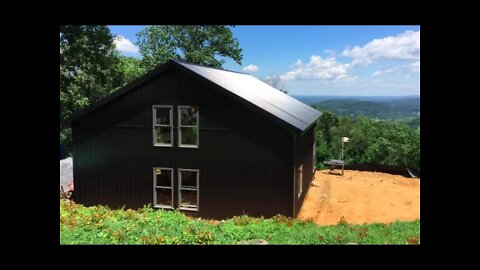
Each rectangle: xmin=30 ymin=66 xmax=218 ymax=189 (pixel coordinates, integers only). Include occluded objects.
xmin=178 ymin=105 xmax=199 ymax=148
xmin=298 ymin=165 xmax=303 ymax=198
xmin=152 ymin=105 xmax=173 ymax=147
xmin=153 ymin=167 xmax=174 ymax=209
xmin=178 ymin=168 xmax=200 ymax=212
xmin=313 ymin=141 xmax=316 ymax=173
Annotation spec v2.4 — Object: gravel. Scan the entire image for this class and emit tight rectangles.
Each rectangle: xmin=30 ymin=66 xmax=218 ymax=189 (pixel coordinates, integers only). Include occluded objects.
xmin=60 ymin=157 xmax=73 ymax=191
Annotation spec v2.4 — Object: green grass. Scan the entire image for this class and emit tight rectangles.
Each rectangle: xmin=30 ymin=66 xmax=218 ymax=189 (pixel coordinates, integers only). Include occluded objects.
xmin=60 ymin=200 xmax=420 ymax=245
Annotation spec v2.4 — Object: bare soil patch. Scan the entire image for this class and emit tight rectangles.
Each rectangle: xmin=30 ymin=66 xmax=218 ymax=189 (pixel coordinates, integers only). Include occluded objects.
xmin=298 ymin=169 xmax=420 ymax=225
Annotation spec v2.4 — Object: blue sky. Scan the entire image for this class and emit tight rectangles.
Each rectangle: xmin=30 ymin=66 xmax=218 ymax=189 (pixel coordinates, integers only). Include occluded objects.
xmin=109 ymin=25 xmax=420 ymax=96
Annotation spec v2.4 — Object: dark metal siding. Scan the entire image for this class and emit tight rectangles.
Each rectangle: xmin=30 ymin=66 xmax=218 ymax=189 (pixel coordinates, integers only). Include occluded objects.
xmin=73 ymin=69 xmax=294 ymax=219
xmin=293 ymin=125 xmax=316 ymax=217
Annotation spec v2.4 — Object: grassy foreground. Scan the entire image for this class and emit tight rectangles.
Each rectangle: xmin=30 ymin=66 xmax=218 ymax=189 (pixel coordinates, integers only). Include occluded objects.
xmin=60 ymin=200 xmax=420 ymax=245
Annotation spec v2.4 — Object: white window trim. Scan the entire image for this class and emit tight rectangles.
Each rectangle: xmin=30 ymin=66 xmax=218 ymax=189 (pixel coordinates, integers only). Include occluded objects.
xmin=178 ymin=106 xmax=199 ymax=148
xmin=298 ymin=165 xmax=303 ymax=198
xmin=313 ymin=141 xmax=316 ymax=173
xmin=178 ymin=168 xmax=199 ymax=212
xmin=153 ymin=167 xmax=174 ymax=209
xmin=153 ymin=105 xmax=173 ymax=147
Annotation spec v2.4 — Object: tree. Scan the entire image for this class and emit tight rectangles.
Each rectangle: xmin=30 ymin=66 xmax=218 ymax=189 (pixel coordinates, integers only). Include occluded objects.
xmin=136 ymin=25 xmax=243 ymax=71
xmin=317 ymin=111 xmax=339 ymax=144
xmin=115 ymin=55 xmax=145 ymax=86
xmin=263 ymin=74 xmax=287 ymax=93
xmin=60 ymin=25 xmax=124 ymax=155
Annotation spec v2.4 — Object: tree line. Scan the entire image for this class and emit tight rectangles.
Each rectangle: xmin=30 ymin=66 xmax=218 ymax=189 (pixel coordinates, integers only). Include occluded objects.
xmin=315 ymin=111 xmax=420 ymax=170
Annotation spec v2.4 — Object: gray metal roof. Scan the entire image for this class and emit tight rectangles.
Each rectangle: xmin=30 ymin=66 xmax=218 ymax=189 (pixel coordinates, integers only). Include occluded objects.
xmin=174 ymin=61 xmax=321 ymax=132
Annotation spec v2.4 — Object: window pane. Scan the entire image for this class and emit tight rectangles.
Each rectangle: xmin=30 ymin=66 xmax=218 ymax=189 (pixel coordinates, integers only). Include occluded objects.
xmin=155 ymin=169 xmax=172 ymax=187
xmin=180 ymin=170 xmax=197 ymax=189
xmin=180 ymin=127 xmax=198 ymax=146
xmin=155 ymin=127 xmax=172 ymax=144
xmin=155 ymin=188 xmax=172 ymax=207
xmin=180 ymin=107 xmax=198 ymax=126
xmin=180 ymin=190 xmax=198 ymax=207
xmin=155 ymin=107 xmax=171 ymax=125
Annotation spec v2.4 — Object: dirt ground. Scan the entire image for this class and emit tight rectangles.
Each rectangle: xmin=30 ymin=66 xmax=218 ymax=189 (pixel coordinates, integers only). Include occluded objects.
xmin=298 ymin=169 xmax=420 ymax=225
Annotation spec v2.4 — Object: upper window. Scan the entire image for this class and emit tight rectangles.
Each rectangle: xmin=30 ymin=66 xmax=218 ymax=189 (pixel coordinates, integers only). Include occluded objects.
xmin=178 ymin=106 xmax=199 ymax=148
xmin=153 ymin=106 xmax=173 ymax=147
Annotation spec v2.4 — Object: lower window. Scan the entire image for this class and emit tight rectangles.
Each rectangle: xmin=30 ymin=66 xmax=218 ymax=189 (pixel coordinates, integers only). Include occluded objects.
xmin=178 ymin=169 xmax=199 ymax=211
xmin=153 ymin=168 xmax=173 ymax=209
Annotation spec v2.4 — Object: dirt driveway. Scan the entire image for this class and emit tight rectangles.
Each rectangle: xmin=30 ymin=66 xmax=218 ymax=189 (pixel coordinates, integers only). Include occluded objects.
xmin=298 ymin=170 xmax=420 ymax=225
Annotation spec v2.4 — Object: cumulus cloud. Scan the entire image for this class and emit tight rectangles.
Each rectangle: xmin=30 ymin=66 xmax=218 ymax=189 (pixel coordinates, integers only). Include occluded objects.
xmin=371 ymin=67 xmax=398 ymax=77
xmin=410 ymin=60 xmax=420 ymax=73
xmin=114 ymin=36 xmax=139 ymax=54
xmin=243 ymin=64 xmax=259 ymax=72
xmin=280 ymin=55 xmax=353 ymax=82
xmin=342 ymin=30 xmax=420 ymax=66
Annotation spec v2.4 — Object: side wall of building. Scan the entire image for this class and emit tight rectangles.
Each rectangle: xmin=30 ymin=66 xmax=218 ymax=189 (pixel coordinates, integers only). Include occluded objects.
xmin=293 ymin=125 xmax=316 ymax=217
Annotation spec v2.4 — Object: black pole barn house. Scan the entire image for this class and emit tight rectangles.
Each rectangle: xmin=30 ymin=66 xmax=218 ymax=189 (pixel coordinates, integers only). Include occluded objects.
xmin=69 ymin=60 xmax=321 ymax=219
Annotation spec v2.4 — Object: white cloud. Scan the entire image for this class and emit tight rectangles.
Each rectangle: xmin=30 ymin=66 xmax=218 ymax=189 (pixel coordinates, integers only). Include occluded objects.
xmin=114 ymin=35 xmax=139 ymax=54
xmin=243 ymin=64 xmax=259 ymax=72
xmin=291 ymin=59 xmax=303 ymax=67
xmin=342 ymin=30 xmax=420 ymax=66
xmin=371 ymin=67 xmax=398 ymax=77
xmin=410 ymin=60 xmax=420 ymax=73
xmin=280 ymin=55 xmax=353 ymax=82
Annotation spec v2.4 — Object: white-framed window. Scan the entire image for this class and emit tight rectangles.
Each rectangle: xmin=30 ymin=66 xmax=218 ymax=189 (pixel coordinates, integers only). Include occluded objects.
xmin=153 ymin=105 xmax=173 ymax=147
xmin=298 ymin=165 xmax=303 ymax=198
xmin=313 ymin=141 xmax=316 ymax=173
xmin=153 ymin=167 xmax=174 ymax=209
xmin=178 ymin=106 xmax=199 ymax=148
xmin=178 ymin=168 xmax=199 ymax=211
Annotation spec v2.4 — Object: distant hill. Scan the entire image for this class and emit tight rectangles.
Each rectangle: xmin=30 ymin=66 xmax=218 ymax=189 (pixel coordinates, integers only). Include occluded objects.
xmin=292 ymin=95 xmax=420 ymax=105
xmin=311 ymin=98 xmax=420 ymax=120
xmin=291 ymin=95 xmax=420 ymax=129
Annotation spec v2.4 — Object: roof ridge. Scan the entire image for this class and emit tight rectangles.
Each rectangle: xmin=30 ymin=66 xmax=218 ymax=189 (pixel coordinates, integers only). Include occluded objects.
xmin=171 ymin=59 xmax=249 ymax=75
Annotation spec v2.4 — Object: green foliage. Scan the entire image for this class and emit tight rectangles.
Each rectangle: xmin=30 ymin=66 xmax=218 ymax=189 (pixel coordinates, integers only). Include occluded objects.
xmin=314 ymin=112 xmax=420 ymax=170
xmin=60 ymin=25 xmax=129 ymax=155
xmin=136 ymin=25 xmax=243 ymax=71
xmin=397 ymin=116 xmax=420 ymax=130
xmin=115 ymin=55 xmax=145 ymax=85
xmin=60 ymin=200 xmax=420 ymax=245
xmin=317 ymin=111 xmax=339 ymax=144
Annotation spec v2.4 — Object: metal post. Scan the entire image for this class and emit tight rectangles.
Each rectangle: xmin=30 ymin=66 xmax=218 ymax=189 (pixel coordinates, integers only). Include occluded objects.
xmin=341 ymin=139 xmax=344 ymax=160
